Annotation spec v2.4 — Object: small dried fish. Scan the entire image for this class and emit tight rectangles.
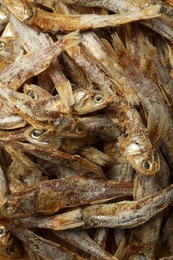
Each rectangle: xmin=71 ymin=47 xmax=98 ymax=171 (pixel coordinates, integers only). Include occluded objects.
xmin=63 ymin=0 xmax=152 ymax=13
xmin=6 ymin=224 xmax=84 ymax=260
xmin=4 ymin=0 xmax=161 ymax=32
xmin=55 ymin=229 xmax=117 ymax=260
xmin=10 ymin=15 xmax=75 ymax=107
xmin=0 ymin=30 xmax=80 ymax=90
xmin=1 ymin=176 xmax=133 ymax=217
xmin=6 ymin=142 xmax=105 ymax=178
xmin=67 ymin=44 xmax=160 ymax=175
xmin=16 ymin=185 xmax=173 ymax=231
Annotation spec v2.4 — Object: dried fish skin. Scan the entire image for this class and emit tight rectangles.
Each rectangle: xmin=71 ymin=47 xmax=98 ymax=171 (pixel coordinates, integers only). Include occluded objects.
xmin=4 ymin=0 xmax=161 ymax=32
xmin=17 ymin=185 xmax=173 ymax=231
xmin=63 ymin=0 xmax=152 ymax=13
xmin=1 ymin=177 xmax=133 ymax=217
xmin=0 ymin=30 xmax=80 ymax=90
xmin=82 ymin=185 xmax=173 ymax=229
xmin=67 ymin=45 xmax=160 ymax=175
xmin=55 ymin=229 xmax=116 ymax=260
xmin=6 ymin=225 xmax=84 ymax=260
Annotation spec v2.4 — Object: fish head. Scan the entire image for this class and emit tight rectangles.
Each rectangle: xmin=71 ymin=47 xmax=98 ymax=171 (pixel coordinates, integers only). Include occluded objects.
xmin=119 ymin=135 xmax=160 ymax=175
xmin=0 ymin=37 xmax=24 ymax=62
xmin=24 ymin=127 xmax=50 ymax=147
xmin=4 ymin=0 xmax=33 ymax=21
xmin=1 ymin=192 xmax=35 ymax=219
xmin=1 ymin=235 xmax=22 ymax=258
xmin=53 ymin=117 xmax=88 ymax=138
xmin=73 ymin=89 xmax=111 ymax=115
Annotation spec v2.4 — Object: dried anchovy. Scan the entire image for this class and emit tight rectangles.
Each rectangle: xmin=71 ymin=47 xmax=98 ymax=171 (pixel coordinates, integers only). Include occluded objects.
xmin=0 ymin=0 xmax=172 ymax=259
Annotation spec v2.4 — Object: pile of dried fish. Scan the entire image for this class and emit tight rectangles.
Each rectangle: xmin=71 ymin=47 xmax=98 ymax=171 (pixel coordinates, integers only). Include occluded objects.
xmin=0 ymin=0 xmax=172 ymax=259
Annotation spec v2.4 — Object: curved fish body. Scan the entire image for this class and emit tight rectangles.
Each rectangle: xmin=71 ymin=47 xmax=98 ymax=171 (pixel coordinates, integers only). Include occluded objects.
xmin=10 ymin=15 xmax=75 ymax=108
xmin=15 ymin=184 xmax=173 ymax=231
xmin=55 ymin=229 xmax=117 ymax=260
xmin=63 ymin=0 xmax=151 ymax=13
xmin=66 ymin=44 xmax=160 ymax=175
xmin=4 ymin=0 xmax=160 ymax=32
xmin=126 ymin=155 xmax=170 ymax=259
xmin=34 ymin=88 xmax=111 ymax=116
xmin=3 ymin=141 xmax=105 ymax=179
xmin=1 ymin=176 xmax=133 ymax=218
xmin=6 ymin=225 xmax=84 ymax=260
xmin=0 ymin=30 xmax=80 ymax=90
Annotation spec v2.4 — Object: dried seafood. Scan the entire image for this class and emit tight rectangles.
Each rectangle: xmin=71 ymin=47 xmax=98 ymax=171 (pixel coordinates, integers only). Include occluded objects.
xmin=0 ymin=0 xmax=172 ymax=259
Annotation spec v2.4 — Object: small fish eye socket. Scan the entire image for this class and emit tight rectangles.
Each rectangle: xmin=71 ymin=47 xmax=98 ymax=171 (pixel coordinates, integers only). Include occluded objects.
xmin=54 ymin=118 xmax=61 ymax=126
xmin=86 ymin=172 xmax=95 ymax=177
xmin=143 ymin=161 xmax=151 ymax=170
xmin=94 ymin=94 xmax=104 ymax=103
xmin=6 ymin=245 xmax=18 ymax=254
xmin=28 ymin=91 xmax=37 ymax=100
xmin=22 ymin=177 xmax=29 ymax=185
xmin=3 ymin=203 xmax=14 ymax=214
xmin=0 ymin=41 xmax=5 ymax=50
xmin=31 ymin=129 xmax=44 ymax=139
xmin=0 ymin=226 xmax=6 ymax=237
xmin=24 ymin=6 xmax=33 ymax=18
xmin=76 ymin=125 xmax=84 ymax=134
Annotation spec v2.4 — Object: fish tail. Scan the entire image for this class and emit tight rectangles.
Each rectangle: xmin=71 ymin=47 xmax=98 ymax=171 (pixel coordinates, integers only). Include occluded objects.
xmin=62 ymin=30 xmax=81 ymax=50
xmin=52 ymin=208 xmax=84 ymax=230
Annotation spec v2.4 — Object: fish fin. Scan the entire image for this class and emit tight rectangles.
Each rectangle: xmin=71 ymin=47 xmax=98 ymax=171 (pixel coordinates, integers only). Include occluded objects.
xmin=111 ymin=33 xmax=126 ymax=55
xmin=123 ymin=85 xmax=140 ymax=106
xmin=51 ymin=209 xmax=84 ymax=230
xmin=101 ymin=38 xmax=116 ymax=57
xmin=63 ymin=30 xmax=81 ymax=50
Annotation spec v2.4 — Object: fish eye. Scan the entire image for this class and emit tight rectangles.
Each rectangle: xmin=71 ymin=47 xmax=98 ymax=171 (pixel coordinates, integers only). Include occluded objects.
xmin=31 ymin=129 xmax=44 ymax=139
xmin=28 ymin=91 xmax=37 ymax=100
xmin=0 ymin=41 xmax=5 ymax=51
xmin=86 ymin=172 xmax=95 ymax=177
xmin=24 ymin=6 xmax=33 ymax=18
xmin=3 ymin=203 xmax=14 ymax=214
xmin=154 ymin=151 xmax=158 ymax=161
xmin=54 ymin=118 xmax=61 ymax=126
xmin=0 ymin=226 xmax=6 ymax=237
xmin=6 ymin=245 xmax=18 ymax=255
xmin=22 ymin=177 xmax=29 ymax=185
xmin=143 ymin=161 xmax=152 ymax=170
xmin=94 ymin=94 xmax=104 ymax=104
xmin=75 ymin=125 xmax=84 ymax=134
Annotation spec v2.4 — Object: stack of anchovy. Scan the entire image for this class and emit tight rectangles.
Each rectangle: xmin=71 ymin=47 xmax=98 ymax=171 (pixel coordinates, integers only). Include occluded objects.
xmin=0 ymin=0 xmax=172 ymax=259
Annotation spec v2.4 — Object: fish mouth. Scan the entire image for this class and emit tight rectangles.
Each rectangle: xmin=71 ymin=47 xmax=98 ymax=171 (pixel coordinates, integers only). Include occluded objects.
xmin=126 ymin=153 xmax=160 ymax=175
xmin=4 ymin=0 xmax=33 ymax=21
